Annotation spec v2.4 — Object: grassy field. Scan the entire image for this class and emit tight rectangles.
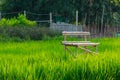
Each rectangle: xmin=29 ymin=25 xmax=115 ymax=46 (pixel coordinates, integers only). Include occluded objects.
xmin=0 ymin=37 xmax=120 ymax=80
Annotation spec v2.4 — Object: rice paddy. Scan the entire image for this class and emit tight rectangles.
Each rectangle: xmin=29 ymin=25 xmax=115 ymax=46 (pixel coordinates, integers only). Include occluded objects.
xmin=0 ymin=37 xmax=120 ymax=80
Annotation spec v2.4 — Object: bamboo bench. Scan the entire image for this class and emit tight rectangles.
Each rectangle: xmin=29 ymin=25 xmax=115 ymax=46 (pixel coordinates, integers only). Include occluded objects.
xmin=62 ymin=31 xmax=99 ymax=56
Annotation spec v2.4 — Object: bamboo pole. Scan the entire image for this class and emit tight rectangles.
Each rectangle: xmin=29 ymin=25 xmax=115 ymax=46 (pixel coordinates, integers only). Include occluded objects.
xmin=50 ymin=12 xmax=52 ymax=27
xmin=76 ymin=10 xmax=78 ymax=31
xmin=24 ymin=10 xmax=26 ymax=17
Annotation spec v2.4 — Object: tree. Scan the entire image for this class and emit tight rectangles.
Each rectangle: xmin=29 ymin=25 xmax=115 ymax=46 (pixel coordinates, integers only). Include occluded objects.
xmin=0 ymin=0 xmax=119 ymax=28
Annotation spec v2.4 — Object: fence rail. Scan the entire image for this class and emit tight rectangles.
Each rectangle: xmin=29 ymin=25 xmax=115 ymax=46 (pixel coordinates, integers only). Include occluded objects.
xmin=50 ymin=22 xmax=82 ymax=32
xmin=82 ymin=25 xmax=120 ymax=38
xmin=50 ymin=23 xmax=120 ymax=38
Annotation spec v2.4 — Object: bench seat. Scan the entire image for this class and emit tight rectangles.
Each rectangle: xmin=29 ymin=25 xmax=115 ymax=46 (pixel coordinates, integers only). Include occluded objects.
xmin=62 ymin=41 xmax=99 ymax=46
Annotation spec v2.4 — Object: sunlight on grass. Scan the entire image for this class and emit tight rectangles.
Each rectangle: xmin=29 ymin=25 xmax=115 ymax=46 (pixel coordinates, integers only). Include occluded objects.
xmin=0 ymin=38 xmax=120 ymax=80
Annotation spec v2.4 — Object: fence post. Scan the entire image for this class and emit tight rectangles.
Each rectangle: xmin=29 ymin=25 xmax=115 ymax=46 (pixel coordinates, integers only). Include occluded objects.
xmin=76 ymin=10 xmax=78 ymax=31
xmin=24 ymin=10 xmax=26 ymax=17
xmin=50 ymin=12 xmax=52 ymax=27
xmin=0 ymin=12 xmax=1 ymax=20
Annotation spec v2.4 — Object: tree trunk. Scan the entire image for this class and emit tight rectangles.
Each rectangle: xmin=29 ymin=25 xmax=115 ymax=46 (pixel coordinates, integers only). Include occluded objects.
xmin=95 ymin=14 xmax=97 ymax=37
xmin=101 ymin=4 xmax=105 ymax=37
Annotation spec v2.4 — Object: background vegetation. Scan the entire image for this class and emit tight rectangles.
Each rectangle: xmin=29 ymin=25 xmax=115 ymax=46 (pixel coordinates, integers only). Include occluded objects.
xmin=0 ymin=14 xmax=36 ymax=27
xmin=0 ymin=0 xmax=120 ymax=25
xmin=0 ymin=0 xmax=119 ymax=35
xmin=0 ymin=14 xmax=60 ymax=41
xmin=0 ymin=26 xmax=60 ymax=41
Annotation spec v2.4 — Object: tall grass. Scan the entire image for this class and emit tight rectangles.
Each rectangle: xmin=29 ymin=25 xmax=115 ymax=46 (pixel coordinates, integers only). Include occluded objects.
xmin=0 ymin=38 xmax=120 ymax=80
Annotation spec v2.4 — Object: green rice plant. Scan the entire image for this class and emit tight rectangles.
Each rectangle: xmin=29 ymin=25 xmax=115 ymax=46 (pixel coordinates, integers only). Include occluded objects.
xmin=0 ymin=38 xmax=119 ymax=80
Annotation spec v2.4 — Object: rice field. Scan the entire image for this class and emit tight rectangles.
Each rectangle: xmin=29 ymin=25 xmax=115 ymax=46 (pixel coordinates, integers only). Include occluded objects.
xmin=0 ymin=37 xmax=120 ymax=80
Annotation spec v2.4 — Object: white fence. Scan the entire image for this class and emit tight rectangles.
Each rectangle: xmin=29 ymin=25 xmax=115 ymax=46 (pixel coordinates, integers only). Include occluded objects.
xmin=50 ymin=22 xmax=82 ymax=32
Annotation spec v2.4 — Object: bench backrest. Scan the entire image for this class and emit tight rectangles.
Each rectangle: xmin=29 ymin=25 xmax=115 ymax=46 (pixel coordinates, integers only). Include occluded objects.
xmin=62 ymin=31 xmax=90 ymax=41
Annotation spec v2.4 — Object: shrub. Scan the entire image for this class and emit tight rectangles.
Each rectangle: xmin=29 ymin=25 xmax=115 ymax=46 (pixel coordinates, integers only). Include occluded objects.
xmin=17 ymin=14 xmax=36 ymax=27
xmin=0 ymin=18 xmax=8 ymax=26
xmin=0 ymin=27 xmax=61 ymax=41
xmin=7 ymin=17 xmax=20 ymax=26
xmin=0 ymin=14 xmax=36 ymax=27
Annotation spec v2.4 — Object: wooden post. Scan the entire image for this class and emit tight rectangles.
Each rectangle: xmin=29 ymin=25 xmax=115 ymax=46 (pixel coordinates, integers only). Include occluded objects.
xmin=24 ymin=10 xmax=26 ymax=17
xmin=96 ymin=46 xmax=98 ymax=53
xmin=76 ymin=46 xmax=78 ymax=56
xmin=0 ymin=12 xmax=1 ymax=20
xmin=50 ymin=12 xmax=52 ymax=27
xmin=84 ymin=35 xmax=87 ymax=41
xmin=76 ymin=10 xmax=78 ymax=31
xmin=64 ymin=35 xmax=67 ymax=41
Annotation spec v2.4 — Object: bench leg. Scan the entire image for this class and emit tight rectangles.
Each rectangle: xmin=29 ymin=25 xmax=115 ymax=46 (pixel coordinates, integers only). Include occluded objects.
xmin=78 ymin=46 xmax=95 ymax=55
xmin=96 ymin=46 xmax=98 ymax=53
xmin=64 ymin=45 xmax=98 ymax=57
xmin=65 ymin=46 xmax=74 ymax=56
xmin=92 ymin=45 xmax=98 ymax=54
xmin=64 ymin=45 xmax=78 ymax=57
xmin=84 ymin=46 xmax=87 ymax=54
xmin=76 ymin=46 xmax=78 ymax=56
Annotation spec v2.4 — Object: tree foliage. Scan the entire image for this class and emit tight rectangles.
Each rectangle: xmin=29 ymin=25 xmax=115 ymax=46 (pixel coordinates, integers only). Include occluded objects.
xmin=0 ymin=14 xmax=36 ymax=27
xmin=0 ymin=0 xmax=120 ymax=26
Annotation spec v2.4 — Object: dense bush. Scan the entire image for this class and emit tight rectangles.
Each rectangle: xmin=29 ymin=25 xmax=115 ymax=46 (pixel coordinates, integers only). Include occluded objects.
xmin=0 ymin=27 xmax=61 ymax=41
xmin=0 ymin=14 xmax=36 ymax=27
xmin=0 ymin=14 xmax=60 ymax=41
